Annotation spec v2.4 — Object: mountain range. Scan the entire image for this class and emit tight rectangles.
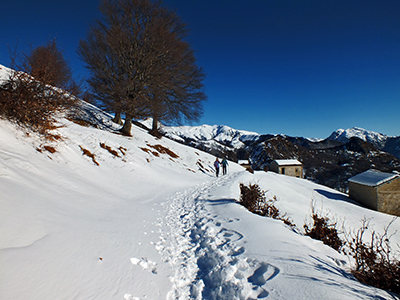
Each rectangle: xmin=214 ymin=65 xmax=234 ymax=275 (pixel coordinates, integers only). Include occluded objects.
xmin=161 ymin=124 xmax=400 ymax=191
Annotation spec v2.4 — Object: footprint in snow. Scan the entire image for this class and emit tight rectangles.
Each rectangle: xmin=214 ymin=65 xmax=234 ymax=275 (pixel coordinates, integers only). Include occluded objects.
xmin=248 ymin=262 xmax=280 ymax=286
xmin=130 ymin=257 xmax=157 ymax=274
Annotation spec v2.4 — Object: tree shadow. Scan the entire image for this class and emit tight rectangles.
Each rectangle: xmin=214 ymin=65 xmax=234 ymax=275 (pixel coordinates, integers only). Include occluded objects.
xmin=203 ymin=198 xmax=237 ymax=206
xmin=281 ymin=255 xmax=398 ymax=300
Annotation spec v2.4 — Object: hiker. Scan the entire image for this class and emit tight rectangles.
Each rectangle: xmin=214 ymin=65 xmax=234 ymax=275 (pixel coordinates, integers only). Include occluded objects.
xmin=214 ymin=158 xmax=220 ymax=177
xmin=221 ymin=158 xmax=228 ymax=175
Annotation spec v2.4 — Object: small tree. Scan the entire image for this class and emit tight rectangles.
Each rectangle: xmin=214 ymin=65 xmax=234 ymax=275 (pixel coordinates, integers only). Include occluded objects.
xmin=0 ymin=40 xmax=77 ymax=134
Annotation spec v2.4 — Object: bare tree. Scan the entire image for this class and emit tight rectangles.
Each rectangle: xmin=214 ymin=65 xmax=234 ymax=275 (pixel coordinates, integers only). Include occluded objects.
xmin=147 ymin=16 xmax=206 ymax=135
xmin=78 ymin=0 xmax=206 ymax=136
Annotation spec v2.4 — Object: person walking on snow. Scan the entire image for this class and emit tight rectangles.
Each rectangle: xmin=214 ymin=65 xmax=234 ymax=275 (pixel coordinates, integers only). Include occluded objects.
xmin=214 ymin=158 xmax=220 ymax=177
xmin=221 ymin=158 xmax=228 ymax=175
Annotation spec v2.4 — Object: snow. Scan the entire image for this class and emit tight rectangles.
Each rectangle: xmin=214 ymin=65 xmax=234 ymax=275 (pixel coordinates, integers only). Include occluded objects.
xmin=272 ymin=159 xmax=302 ymax=166
xmin=1 ymin=64 xmax=400 ymax=299
xmin=0 ymin=64 xmax=13 ymax=82
xmin=348 ymin=169 xmax=399 ymax=187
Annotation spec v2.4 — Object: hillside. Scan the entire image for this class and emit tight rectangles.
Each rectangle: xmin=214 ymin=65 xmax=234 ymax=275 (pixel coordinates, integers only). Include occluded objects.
xmin=1 ymin=97 xmax=400 ymax=299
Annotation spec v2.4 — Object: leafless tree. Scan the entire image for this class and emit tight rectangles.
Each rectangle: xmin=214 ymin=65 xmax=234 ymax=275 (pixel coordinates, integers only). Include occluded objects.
xmin=148 ymin=28 xmax=206 ymax=135
xmin=78 ymin=0 xmax=206 ymax=136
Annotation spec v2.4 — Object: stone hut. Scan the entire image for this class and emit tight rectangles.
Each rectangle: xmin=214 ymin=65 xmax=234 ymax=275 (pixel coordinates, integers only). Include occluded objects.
xmin=269 ymin=159 xmax=303 ymax=178
xmin=348 ymin=169 xmax=400 ymax=216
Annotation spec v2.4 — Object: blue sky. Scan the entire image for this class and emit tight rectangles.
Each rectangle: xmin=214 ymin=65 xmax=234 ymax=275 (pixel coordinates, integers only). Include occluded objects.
xmin=1 ymin=0 xmax=399 ymax=139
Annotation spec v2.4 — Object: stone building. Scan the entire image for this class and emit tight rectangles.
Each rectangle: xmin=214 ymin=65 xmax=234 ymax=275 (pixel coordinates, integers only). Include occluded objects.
xmin=269 ymin=159 xmax=303 ymax=178
xmin=348 ymin=169 xmax=400 ymax=216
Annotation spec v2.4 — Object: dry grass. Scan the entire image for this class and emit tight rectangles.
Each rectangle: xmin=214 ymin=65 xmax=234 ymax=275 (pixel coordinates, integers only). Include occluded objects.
xmin=67 ymin=117 xmax=96 ymax=128
xmin=147 ymin=144 xmax=179 ymax=159
xmin=118 ymin=146 xmax=127 ymax=156
xmin=79 ymin=145 xmax=99 ymax=166
xmin=140 ymin=147 xmax=159 ymax=157
xmin=100 ymin=142 xmax=120 ymax=157
xmin=43 ymin=145 xmax=57 ymax=154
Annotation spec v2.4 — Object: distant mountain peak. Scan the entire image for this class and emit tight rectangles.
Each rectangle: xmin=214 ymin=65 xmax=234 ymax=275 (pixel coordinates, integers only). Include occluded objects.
xmin=328 ymin=127 xmax=388 ymax=149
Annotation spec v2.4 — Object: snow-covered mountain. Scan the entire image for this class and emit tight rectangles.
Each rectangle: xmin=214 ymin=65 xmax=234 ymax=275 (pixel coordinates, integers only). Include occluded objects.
xmin=328 ymin=127 xmax=400 ymax=159
xmin=162 ymin=124 xmax=259 ymax=148
xmin=161 ymin=124 xmax=262 ymax=161
xmin=327 ymin=127 xmax=389 ymax=149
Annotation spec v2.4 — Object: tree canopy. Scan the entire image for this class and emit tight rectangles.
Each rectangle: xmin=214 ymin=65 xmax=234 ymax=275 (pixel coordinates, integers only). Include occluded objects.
xmin=78 ymin=0 xmax=206 ymax=135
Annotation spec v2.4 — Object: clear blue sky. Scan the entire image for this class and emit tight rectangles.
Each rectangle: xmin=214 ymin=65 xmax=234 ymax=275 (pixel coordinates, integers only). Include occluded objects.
xmin=1 ymin=0 xmax=399 ymax=139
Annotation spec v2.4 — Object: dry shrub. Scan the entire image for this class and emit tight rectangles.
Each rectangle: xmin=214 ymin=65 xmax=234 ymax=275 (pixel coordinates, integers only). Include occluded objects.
xmin=303 ymin=201 xmax=343 ymax=251
xmin=303 ymin=205 xmax=400 ymax=294
xmin=79 ymin=146 xmax=99 ymax=166
xmin=1 ymin=40 xmax=78 ymax=135
xmin=346 ymin=217 xmax=400 ymax=294
xmin=239 ymin=183 xmax=295 ymax=227
xmin=246 ymin=167 xmax=254 ymax=174
xmin=1 ymin=72 xmax=59 ymax=134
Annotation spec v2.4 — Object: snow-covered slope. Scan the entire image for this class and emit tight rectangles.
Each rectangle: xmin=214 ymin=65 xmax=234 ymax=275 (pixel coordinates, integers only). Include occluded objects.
xmin=1 ymin=101 xmax=400 ymax=299
xmin=1 ymin=63 xmax=400 ymax=299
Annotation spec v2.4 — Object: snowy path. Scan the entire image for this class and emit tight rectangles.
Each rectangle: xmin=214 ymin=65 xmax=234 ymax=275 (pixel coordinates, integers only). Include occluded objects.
xmin=157 ymin=174 xmax=280 ymax=300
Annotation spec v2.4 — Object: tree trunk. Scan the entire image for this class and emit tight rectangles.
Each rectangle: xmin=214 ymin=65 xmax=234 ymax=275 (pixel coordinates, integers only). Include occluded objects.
xmin=150 ymin=114 xmax=162 ymax=138
xmin=120 ymin=116 xmax=132 ymax=136
xmin=152 ymin=115 xmax=158 ymax=133
xmin=112 ymin=111 xmax=123 ymax=125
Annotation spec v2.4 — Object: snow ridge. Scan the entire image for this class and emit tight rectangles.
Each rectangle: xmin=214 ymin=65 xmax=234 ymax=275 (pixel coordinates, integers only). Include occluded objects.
xmin=157 ymin=175 xmax=278 ymax=299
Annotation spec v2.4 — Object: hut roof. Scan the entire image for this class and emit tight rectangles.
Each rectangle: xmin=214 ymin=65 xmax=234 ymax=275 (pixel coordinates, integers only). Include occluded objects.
xmin=273 ymin=159 xmax=302 ymax=166
xmin=348 ymin=169 xmax=399 ymax=187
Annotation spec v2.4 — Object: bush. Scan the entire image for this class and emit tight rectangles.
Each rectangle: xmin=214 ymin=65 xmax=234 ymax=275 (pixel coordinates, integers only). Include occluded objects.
xmin=239 ymin=183 xmax=295 ymax=227
xmin=303 ymin=201 xmax=343 ymax=251
xmin=0 ymin=40 xmax=78 ymax=135
xmin=346 ymin=217 xmax=400 ymax=294
xmin=303 ymin=204 xmax=400 ymax=294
